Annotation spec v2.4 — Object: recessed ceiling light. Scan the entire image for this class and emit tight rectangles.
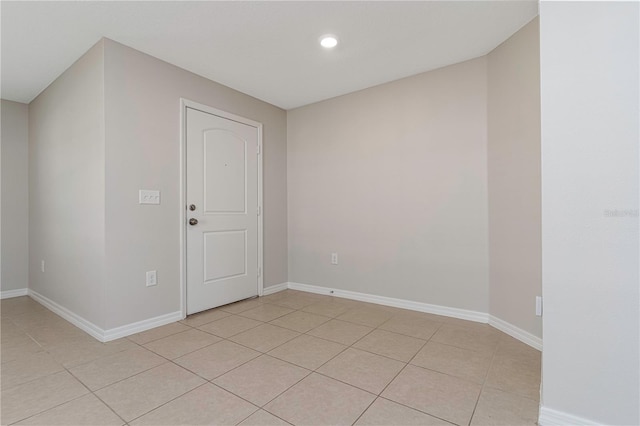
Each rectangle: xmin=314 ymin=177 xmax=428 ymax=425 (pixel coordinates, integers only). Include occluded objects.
xmin=320 ymin=35 xmax=338 ymax=49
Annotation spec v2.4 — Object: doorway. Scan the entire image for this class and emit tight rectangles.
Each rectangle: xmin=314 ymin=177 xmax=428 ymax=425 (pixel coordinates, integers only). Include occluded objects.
xmin=181 ymin=100 xmax=263 ymax=315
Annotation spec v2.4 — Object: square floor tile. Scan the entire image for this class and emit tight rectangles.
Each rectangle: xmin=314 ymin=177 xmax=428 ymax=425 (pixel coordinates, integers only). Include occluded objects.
xmin=1 ymin=371 xmax=89 ymax=425
xmin=302 ymin=301 xmax=351 ymax=318
xmin=45 ymin=337 xmax=138 ymax=368
xmin=353 ymin=329 xmax=425 ymax=362
xmin=411 ymin=341 xmax=493 ymax=384
xmin=69 ymin=347 xmax=165 ymax=391
xmin=230 ymin=323 xmax=300 ymax=352
xmin=1 ymin=351 xmax=64 ymax=390
xmin=264 ymin=373 xmax=375 ymax=426
xmin=268 ymin=334 xmax=346 ymax=370
xmin=382 ymin=364 xmax=481 ymax=425
xmin=238 ymin=409 xmax=291 ymax=425
xmin=354 ymin=397 xmax=450 ymax=425
xmin=220 ymin=298 xmax=264 ymax=314
xmin=471 ymin=387 xmax=539 ymax=426
xmin=269 ymin=296 xmax=321 ymax=310
xmin=131 ymin=383 xmax=256 ymax=425
xmin=269 ymin=310 xmax=330 ymax=333
xmin=127 ymin=322 xmax=191 ymax=345
xmin=11 ymin=313 xmax=71 ymax=336
xmin=15 ymin=393 xmax=124 ymax=425
xmin=485 ymin=352 xmax=541 ymax=400
xmin=1 ymin=330 xmax=41 ymax=356
xmin=307 ymin=319 xmax=373 ymax=346
xmin=317 ymin=348 xmax=405 ymax=394
xmin=180 ymin=308 xmax=231 ymax=327
xmin=238 ymin=304 xmax=294 ymax=322
xmin=495 ymin=338 xmax=541 ymax=361
xmin=336 ymin=307 xmax=393 ymax=328
xmin=95 ymin=363 xmax=205 ymax=422
xmin=25 ymin=324 xmax=94 ymax=348
xmin=431 ymin=323 xmax=501 ymax=354
xmin=197 ymin=315 xmax=262 ymax=338
xmin=0 ymin=339 xmax=45 ymax=364
xmin=143 ymin=329 xmax=221 ymax=359
xmin=379 ymin=315 xmax=442 ymax=340
xmin=175 ymin=340 xmax=261 ymax=380
xmin=259 ymin=291 xmax=293 ymax=303
xmin=213 ymin=355 xmax=309 ymax=406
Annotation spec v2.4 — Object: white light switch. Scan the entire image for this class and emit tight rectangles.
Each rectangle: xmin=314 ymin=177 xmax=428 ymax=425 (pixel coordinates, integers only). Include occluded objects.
xmin=139 ymin=190 xmax=160 ymax=205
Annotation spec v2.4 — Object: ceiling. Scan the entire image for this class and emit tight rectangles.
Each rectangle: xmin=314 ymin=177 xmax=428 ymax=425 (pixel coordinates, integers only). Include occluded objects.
xmin=1 ymin=1 xmax=538 ymax=110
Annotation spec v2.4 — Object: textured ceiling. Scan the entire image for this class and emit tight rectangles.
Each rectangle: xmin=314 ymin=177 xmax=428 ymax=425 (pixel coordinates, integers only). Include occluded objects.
xmin=1 ymin=1 xmax=538 ymax=109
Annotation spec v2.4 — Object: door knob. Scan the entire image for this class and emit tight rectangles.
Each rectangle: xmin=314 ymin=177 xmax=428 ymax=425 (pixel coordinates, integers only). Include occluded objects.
xmin=189 ymin=218 xmax=198 ymax=226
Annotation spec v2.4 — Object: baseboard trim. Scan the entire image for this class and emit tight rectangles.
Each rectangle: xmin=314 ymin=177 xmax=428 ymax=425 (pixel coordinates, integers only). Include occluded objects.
xmin=28 ymin=289 xmax=105 ymax=342
xmin=262 ymin=282 xmax=288 ymax=296
xmin=102 ymin=311 xmax=183 ymax=342
xmin=28 ymin=290 xmax=182 ymax=343
xmin=1 ymin=288 xmax=29 ymax=299
xmin=287 ymin=282 xmax=542 ymax=351
xmin=489 ymin=315 xmax=542 ymax=351
xmin=287 ymin=282 xmax=489 ymax=323
xmin=538 ymin=406 xmax=600 ymax=426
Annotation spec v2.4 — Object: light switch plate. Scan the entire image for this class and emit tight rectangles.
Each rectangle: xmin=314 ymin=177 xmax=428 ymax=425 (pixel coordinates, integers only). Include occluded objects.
xmin=139 ymin=190 xmax=160 ymax=205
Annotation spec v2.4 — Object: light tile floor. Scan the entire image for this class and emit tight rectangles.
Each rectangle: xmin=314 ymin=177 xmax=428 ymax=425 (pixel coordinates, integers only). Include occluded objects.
xmin=1 ymin=291 xmax=541 ymax=425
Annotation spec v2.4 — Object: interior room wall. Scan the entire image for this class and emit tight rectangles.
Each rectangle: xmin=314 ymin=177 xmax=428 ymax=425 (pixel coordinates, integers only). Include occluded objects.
xmin=28 ymin=40 xmax=106 ymax=327
xmin=287 ymin=57 xmax=489 ymax=313
xmin=539 ymin=2 xmax=639 ymax=424
xmin=487 ymin=18 xmax=542 ymax=338
xmin=103 ymin=39 xmax=288 ymax=329
xmin=1 ymin=100 xmax=29 ymax=294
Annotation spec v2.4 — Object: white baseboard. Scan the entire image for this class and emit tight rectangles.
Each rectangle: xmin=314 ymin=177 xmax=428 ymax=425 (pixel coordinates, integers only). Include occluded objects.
xmin=102 ymin=311 xmax=183 ymax=342
xmin=489 ymin=315 xmax=542 ymax=351
xmin=538 ymin=406 xmax=600 ymax=426
xmin=28 ymin=289 xmax=182 ymax=343
xmin=29 ymin=289 xmax=105 ymax=341
xmin=1 ymin=288 xmax=29 ymax=299
xmin=262 ymin=282 xmax=288 ymax=296
xmin=287 ymin=282 xmax=542 ymax=351
xmin=287 ymin=282 xmax=489 ymax=323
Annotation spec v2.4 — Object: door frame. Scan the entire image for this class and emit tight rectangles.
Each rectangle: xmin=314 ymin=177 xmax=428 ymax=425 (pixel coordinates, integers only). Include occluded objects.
xmin=179 ymin=98 xmax=264 ymax=319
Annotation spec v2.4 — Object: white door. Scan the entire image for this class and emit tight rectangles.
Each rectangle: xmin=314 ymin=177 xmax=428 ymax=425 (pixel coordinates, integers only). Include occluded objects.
xmin=186 ymin=106 xmax=260 ymax=315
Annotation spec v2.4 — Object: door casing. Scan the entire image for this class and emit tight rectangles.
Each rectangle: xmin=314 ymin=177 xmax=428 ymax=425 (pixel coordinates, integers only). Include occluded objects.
xmin=180 ymin=98 xmax=264 ymax=318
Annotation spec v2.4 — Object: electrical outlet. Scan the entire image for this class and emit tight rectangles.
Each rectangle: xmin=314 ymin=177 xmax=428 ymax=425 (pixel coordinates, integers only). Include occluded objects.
xmin=331 ymin=252 xmax=338 ymax=265
xmin=41 ymin=260 xmax=45 ymax=272
xmin=536 ymin=296 xmax=543 ymax=316
xmin=146 ymin=270 xmax=157 ymax=287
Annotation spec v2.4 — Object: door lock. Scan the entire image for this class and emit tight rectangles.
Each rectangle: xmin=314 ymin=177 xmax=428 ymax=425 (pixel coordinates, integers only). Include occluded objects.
xmin=189 ymin=218 xmax=198 ymax=226
xmin=189 ymin=204 xmax=196 ymax=211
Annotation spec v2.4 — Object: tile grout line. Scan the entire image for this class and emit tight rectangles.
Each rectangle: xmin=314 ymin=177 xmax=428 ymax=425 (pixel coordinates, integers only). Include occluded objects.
xmin=465 ymin=334 xmax=501 ymax=426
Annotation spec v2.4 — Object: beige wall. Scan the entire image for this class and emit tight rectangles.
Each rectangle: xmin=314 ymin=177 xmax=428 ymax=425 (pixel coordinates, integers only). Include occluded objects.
xmin=1 ymin=100 xmax=29 ymax=293
xmin=287 ymin=57 xmax=490 ymax=312
xmin=487 ymin=18 xmax=541 ymax=338
xmin=28 ymin=41 xmax=106 ymax=327
xmin=103 ymin=40 xmax=288 ymax=329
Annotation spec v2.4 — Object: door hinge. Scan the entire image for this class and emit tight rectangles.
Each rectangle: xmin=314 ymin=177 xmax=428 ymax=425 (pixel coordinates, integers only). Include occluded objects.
xmin=257 ymin=206 xmax=261 ymax=216
xmin=257 ymin=143 xmax=261 ymax=155
xmin=258 ymin=267 xmax=262 ymax=277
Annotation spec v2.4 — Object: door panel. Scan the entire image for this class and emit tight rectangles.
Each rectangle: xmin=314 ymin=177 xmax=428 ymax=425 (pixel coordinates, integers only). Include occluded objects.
xmin=204 ymin=130 xmax=246 ymax=213
xmin=186 ymin=107 xmax=259 ymax=315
